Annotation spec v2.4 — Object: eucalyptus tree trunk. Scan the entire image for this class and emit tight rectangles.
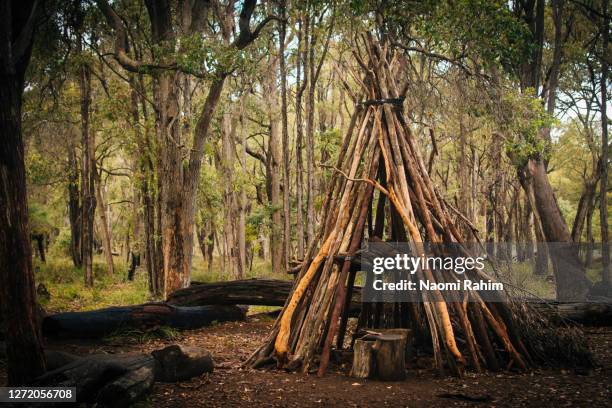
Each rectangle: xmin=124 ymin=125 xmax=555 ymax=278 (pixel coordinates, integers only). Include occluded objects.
xmin=68 ymin=129 xmax=82 ymax=268
xmin=79 ymin=57 xmax=96 ymax=287
xmin=279 ymin=0 xmax=291 ymax=270
xmin=295 ymin=14 xmax=309 ymax=259
xmin=457 ymin=120 xmax=473 ymax=241
xmin=265 ymin=50 xmax=284 ymax=275
xmin=220 ymin=105 xmax=242 ymax=279
xmin=513 ymin=0 xmax=589 ymax=299
xmin=129 ymin=78 xmax=161 ymax=295
xmin=95 ymin=171 xmax=114 ymax=275
xmin=572 ymin=171 xmax=599 ymax=243
xmin=585 ymin=197 xmax=596 ymax=267
xmin=599 ymin=0 xmax=610 ymax=285
xmin=238 ymin=97 xmax=248 ymax=277
xmin=0 ymin=0 xmax=47 ymax=385
xmin=305 ymin=19 xmax=316 ymax=246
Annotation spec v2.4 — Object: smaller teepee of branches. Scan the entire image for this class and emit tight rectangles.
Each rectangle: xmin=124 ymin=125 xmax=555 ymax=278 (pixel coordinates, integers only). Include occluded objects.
xmin=247 ymin=34 xmax=590 ymax=377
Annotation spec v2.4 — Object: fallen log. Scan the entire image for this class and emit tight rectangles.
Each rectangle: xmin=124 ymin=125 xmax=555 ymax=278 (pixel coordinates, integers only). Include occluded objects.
xmin=167 ymin=281 xmax=610 ymax=327
xmin=167 ymin=279 xmax=363 ymax=315
xmin=529 ymin=302 xmax=612 ymax=326
xmin=42 ymin=303 xmax=247 ymax=338
xmin=35 ymin=352 xmax=156 ymax=407
xmin=36 ymin=344 xmax=213 ymax=407
xmin=168 ymin=279 xmax=294 ymax=307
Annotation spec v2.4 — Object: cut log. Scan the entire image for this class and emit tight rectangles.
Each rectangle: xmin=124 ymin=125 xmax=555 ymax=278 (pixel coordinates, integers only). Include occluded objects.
xmin=351 ymin=330 xmax=409 ymax=380
xmin=42 ymin=303 xmax=247 ymax=338
xmin=167 ymin=279 xmax=363 ymax=314
xmin=34 ymin=353 xmax=156 ymax=405
xmin=35 ymin=344 xmax=214 ymax=406
xmin=97 ymin=364 xmax=155 ymax=408
xmin=152 ymin=344 xmax=214 ymax=382
xmin=351 ymin=339 xmax=376 ymax=378
xmin=373 ymin=334 xmax=407 ymax=381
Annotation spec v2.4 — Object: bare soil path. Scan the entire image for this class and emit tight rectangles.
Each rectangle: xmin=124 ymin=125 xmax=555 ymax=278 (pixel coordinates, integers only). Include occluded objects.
xmin=1 ymin=318 xmax=610 ymax=407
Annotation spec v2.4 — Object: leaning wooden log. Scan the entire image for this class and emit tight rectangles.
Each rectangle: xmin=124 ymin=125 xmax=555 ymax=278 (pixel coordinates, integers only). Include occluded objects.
xmin=35 ymin=344 xmax=214 ymax=407
xmin=42 ymin=303 xmax=247 ymax=338
xmin=167 ymin=279 xmax=363 ymax=314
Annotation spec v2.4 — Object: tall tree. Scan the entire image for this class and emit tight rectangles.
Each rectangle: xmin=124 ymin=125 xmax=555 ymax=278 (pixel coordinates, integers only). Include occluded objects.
xmin=78 ymin=35 xmax=96 ymax=287
xmin=279 ymin=0 xmax=291 ymax=270
xmin=512 ymin=0 xmax=591 ymax=300
xmin=599 ymin=0 xmax=610 ymax=286
xmin=97 ymin=0 xmax=276 ymax=296
xmin=265 ymin=40 xmax=283 ymax=275
xmin=294 ymin=11 xmax=309 ymax=258
xmin=0 ymin=0 xmax=46 ymax=385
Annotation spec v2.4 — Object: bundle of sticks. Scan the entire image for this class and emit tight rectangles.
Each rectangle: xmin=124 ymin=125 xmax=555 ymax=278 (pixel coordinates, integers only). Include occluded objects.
xmin=247 ymin=34 xmax=589 ymax=376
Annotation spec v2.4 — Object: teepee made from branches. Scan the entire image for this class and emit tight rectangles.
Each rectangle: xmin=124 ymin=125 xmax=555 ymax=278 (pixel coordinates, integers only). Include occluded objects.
xmin=247 ymin=35 xmax=589 ymax=376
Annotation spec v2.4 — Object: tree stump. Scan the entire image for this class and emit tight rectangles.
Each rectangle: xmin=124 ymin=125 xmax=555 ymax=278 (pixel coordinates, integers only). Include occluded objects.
xmin=351 ymin=330 xmax=409 ymax=380
xmin=373 ymin=334 xmax=406 ymax=381
xmin=151 ymin=344 xmax=214 ymax=382
xmin=351 ymin=339 xmax=376 ymax=378
xmin=380 ymin=328 xmax=413 ymax=360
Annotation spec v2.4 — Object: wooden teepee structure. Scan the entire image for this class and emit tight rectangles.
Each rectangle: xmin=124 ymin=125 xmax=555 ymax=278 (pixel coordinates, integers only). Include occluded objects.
xmin=247 ymin=35 xmax=588 ymax=376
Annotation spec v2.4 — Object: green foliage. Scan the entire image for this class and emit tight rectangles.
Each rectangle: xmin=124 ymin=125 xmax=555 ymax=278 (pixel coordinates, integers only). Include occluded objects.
xmin=357 ymin=0 xmax=531 ymax=69
xmin=172 ymin=33 xmax=264 ymax=79
xmin=29 ymin=203 xmax=55 ymax=236
xmin=502 ymin=90 xmax=556 ymax=167
xmin=317 ymin=128 xmax=342 ymax=160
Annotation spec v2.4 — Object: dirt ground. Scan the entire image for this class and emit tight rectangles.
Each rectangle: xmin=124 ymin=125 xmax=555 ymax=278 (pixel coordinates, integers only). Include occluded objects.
xmin=1 ymin=317 xmax=611 ymax=407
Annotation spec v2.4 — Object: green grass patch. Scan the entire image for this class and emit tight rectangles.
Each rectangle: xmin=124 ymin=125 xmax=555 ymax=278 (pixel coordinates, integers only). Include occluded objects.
xmin=35 ymin=255 xmax=150 ymax=313
xmin=103 ymin=326 xmax=181 ymax=345
xmin=35 ymin=253 xmax=283 ymax=313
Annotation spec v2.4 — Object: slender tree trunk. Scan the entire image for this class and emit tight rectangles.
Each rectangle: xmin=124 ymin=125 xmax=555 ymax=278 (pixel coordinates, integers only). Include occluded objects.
xmin=129 ymin=79 xmax=160 ymax=295
xmin=0 ymin=0 xmax=47 ymax=383
xmin=520 ymin=159 xmax=590 ymax=299
xmin=220 ymin=104 xmax=242 ymax=279
xmin=599 ymin=0 xmax=610 ymax=285
xmin=305 ymin=16 xmax=316 ymax=246
xmin=572 ymin=173 xmax=599 ymax=242
xmin=457 ymin=120 xmax=472 ymax=240
xmin=95 ymin=172 xmax=114 ymax=275
xmin=266 ymin=50 xmax=284 ymax=275
xmin=295 ymin=14 xmax=309 ymax=259
xmin=279 ymin=0 xmax=291 ymax=270
xmin=534 ymin=222 xmax=549 ymax=276
xmin=68 ymin=130 xmax=82 ymax=268
xmin=238 ymin=97 xmax=248 ymax=278
xmin=586 ymin=196 xmax=596 ymax=267
xmin=79 ymin=58 xmax=96 ymax=287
